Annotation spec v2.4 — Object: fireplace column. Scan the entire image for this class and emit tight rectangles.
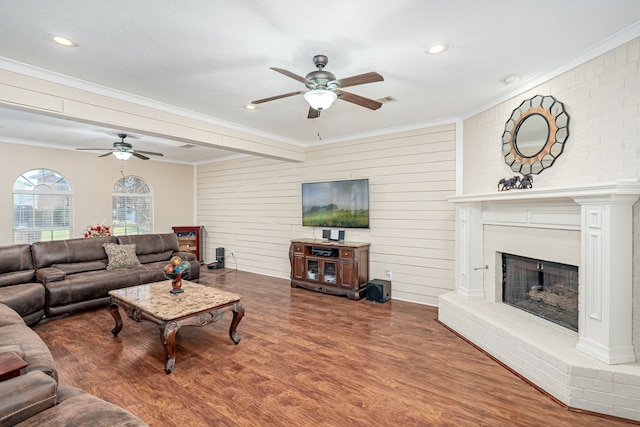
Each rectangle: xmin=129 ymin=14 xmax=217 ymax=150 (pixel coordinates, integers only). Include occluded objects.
xmin=454 ymin=203 xmax=485 ymax=299
xmin=573 ymin=192 xmax=640 ymax=364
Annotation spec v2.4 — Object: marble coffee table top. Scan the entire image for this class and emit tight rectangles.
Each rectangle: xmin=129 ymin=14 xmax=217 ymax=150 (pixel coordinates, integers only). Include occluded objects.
xmin=109 ymin=280 xmax=242 ymax=321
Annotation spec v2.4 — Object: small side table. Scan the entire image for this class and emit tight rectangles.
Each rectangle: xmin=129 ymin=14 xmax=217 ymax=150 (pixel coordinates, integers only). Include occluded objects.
xmin=0 ymin=352 xmax=27 ymax=381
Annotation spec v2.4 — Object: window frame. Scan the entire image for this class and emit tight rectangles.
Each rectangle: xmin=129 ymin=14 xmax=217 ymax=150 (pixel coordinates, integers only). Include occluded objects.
xmin=12 ymin=169 xmax=73 ymax=244
xmin=111 ymin=175 xmax=154 ymax=236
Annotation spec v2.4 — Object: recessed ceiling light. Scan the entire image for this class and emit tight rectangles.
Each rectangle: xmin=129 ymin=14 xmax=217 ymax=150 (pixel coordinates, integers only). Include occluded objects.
xmin=425 ymin=43 xmax=449 ymax=55
xmin=245 ymin=104 xmax=257 ymax=110
xmin=53 ymin=36 xmax=78 ymax=47
xmin=501 ymin=74 xmax=521 ymax=85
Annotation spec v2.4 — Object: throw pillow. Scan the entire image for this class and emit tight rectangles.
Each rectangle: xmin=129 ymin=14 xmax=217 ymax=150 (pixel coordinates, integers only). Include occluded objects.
xmin=103 ymin=243 xmax=140 ymax=270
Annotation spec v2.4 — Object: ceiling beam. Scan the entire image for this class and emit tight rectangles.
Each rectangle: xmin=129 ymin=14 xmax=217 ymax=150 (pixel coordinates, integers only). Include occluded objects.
xmin=0 ymin=68 xmax=305 ymax=163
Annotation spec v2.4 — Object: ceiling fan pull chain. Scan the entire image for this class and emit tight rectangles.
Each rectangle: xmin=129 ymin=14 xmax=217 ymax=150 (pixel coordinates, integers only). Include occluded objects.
xmin=120 ymin=160 xmax=125 ymax=176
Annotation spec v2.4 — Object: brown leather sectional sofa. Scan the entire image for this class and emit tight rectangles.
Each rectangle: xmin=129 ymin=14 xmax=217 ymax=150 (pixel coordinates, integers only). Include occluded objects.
xmin=0 ymin=233 xmax=201 ymax=425
xmin=0 ymin=233 xmax=200 ymax=325
xmin=0 ymin=303 xmax=147 ymax=426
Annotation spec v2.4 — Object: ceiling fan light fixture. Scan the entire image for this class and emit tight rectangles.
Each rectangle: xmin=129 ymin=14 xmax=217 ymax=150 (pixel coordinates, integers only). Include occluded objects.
xmin=113 ymin=151 xmax=132 ymax=161
xmin=304 ymin=89 xmax=337 ymax=111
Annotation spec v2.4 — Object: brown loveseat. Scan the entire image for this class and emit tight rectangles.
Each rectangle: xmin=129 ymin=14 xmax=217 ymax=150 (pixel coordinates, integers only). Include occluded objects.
xmin=0 ymin=233 xmax=200 ymax=324
xmin=0 ymin=303 xmax=147 ymax=426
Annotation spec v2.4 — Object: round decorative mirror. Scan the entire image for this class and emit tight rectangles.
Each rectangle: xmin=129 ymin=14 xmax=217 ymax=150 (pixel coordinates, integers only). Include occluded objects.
xmin=502 ymin=95 xmax=569 ymax=175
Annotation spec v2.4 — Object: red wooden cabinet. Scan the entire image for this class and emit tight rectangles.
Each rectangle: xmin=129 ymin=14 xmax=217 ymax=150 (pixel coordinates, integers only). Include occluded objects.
xmin=172 ymin=226 xmax=204 ymax=262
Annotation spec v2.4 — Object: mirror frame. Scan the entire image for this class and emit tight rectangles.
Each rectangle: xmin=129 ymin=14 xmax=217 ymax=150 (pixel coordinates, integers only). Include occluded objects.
xmin=502 ymin=95 xmax=570 ymax=175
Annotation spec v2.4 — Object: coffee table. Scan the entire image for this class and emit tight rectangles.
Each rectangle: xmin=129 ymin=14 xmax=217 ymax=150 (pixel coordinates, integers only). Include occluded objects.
xmin=108 ymin=280 xmax=244 ymax=374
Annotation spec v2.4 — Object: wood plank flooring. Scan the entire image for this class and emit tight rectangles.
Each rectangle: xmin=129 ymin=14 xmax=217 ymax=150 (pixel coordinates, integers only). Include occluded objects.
xmin=32 ymin=269 xmax=637 ymax=426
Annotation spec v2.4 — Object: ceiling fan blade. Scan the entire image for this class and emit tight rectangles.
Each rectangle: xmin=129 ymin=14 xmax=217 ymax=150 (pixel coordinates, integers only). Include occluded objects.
xmin=132 ymin=152 xmax=150 ymax=160
xmin=76 ymin=147 xmax=112 ymax=151
xmin=98 ymin=152 xmax=113 ymax=158
xmin=336 ymin=90 xmax=383 ymax=110
xmin=307 ymin=107 xmax=320 ymax=119
xmin=251 ymin=91 xmax=304 ymax=105
xmin=270 ymin=67 xmax=309 ymax=84
xmin=338 ymin=72 xmax=384 ymax=88
xmin=136 ymin=150 xmax=164 ymax=157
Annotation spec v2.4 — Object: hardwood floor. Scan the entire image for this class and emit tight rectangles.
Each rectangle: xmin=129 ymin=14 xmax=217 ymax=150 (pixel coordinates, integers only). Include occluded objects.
xmin=33 ymin=269 xmax=636 ymax=427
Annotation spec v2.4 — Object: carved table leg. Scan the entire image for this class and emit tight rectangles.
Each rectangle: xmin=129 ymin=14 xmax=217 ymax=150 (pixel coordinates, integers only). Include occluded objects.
xmin=229 ymin=302 xmax=245 ymax=344
xmin=160 ymin=321 xmax=179 ymax=374
xmin=109 ymin=302 xmax=123 ymax=336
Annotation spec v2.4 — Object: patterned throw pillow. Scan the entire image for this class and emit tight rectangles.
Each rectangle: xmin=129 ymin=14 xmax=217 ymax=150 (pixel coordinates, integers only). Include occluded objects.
xmin=103 ymin=243 xmax=140 ymax=270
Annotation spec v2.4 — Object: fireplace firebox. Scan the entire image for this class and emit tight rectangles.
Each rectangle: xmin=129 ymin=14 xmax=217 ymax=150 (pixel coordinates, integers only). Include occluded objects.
xmin=502 ymin=253 xmax=578 ymax=331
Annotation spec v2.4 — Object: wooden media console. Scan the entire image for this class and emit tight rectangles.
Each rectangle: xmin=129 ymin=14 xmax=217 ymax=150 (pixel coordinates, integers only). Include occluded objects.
xmin=289 ymin=239 xmax=370 ymax=300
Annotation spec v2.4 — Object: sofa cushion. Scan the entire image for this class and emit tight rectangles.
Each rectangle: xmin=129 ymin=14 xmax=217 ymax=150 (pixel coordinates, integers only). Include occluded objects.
xmin=44 ymin=269 xmax=139 ymax=310
xmin=0 ymin=244 xmax=36 ymax=287
xmin=137 ymin=250 xmax=172 ymax=264
xmin=32 ymin=237 xmax=117 ymax=269
xmin=0 ymin=371 xmax=57 ymax=426
xmin=52 ymin=260 xmax=108 ymax=275
xmin=0 ymin=283 xmax=45 ymax=325
xmin=103 ymin=243 xmax=141 ymax=270
xmin=0 ymin=244 xmax=34 ymax=274
xmin=0 ymin=269 xmax=36 ymax=288
xmin=117 ymin=233 xmax=179 ymax=256
xmin=14 ymin=385 xmax=148 ymax=427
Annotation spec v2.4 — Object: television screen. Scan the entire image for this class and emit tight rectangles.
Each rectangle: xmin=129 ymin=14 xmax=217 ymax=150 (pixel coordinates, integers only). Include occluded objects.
xmin=302 ymin=179 xmax=369 ymax=228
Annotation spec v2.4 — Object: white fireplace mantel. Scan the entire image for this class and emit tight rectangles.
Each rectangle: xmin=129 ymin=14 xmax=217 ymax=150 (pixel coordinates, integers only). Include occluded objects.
xmin=447 ymin=179 xmax=640 ymax=365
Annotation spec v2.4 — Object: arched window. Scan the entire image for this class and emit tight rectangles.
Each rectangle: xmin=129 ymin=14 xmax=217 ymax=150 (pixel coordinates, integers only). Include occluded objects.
xmin=13 ymin=169 xmax=73 ymax=244
xmin=112 ymin=176 xmax=153 ymax=235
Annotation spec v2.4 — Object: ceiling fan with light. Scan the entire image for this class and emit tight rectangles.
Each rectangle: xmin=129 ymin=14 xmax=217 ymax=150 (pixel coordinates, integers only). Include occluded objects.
xmin=76 ymin=133 xmax=164 ymax=160
xmin=251 ymin=55 xmax=384 ymax=118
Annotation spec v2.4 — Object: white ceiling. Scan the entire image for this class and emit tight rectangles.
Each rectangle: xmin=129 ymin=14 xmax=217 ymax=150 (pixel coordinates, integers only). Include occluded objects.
xmin=1 ymin=0 xmax=639 ymax=164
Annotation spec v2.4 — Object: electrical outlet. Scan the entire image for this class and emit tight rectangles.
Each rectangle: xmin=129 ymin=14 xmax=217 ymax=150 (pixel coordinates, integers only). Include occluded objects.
xmin=230 ymin=250 xmax=235 ymax=257
xmin=385 ymin=270 xmax=392 ymax=280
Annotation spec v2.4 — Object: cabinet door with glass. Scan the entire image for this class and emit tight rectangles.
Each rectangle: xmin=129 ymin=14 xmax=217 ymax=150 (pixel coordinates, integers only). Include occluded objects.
xmin=306 ymin=259 xmax=320 ymax=282
xmin=305 ymin=258 xmax=338 ymax=285
xmin=323 ymin=261 xmax=338 ymax=285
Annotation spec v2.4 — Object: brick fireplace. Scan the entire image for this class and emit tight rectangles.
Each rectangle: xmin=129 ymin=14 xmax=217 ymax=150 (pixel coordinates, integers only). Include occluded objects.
xmin=439 ymin=179 xmax=640 ymax=421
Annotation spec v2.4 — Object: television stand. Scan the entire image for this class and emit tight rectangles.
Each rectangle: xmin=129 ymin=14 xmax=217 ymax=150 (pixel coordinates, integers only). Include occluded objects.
xmin=289 ymin=239 xmax=370 ymax=300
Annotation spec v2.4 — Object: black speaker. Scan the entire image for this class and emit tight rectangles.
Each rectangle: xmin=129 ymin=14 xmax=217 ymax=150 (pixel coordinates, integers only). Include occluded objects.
xmin=366 ymin=279 xmax=391 ymax=303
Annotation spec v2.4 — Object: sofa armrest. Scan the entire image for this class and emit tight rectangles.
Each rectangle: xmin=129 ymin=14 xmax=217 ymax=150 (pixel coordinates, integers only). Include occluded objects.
xmin=173 ymin=252 xmax=196 ymax=262
xmin=0 ymin=371 xmax=57 ymax=426
xmin=35 ymin=267 xmax=66 ymax=284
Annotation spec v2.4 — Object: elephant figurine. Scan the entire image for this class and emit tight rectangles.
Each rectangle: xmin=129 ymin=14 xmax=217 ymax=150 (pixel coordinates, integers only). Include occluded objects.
xmin=519 ymin=174 xmax=533 ymax=189
xmin=498 ymin=176 xmax=520 ymax=191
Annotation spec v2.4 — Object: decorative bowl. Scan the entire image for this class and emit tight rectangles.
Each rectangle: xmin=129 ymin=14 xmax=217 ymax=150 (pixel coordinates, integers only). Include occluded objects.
xmin=164 ymin=269 xmax=190 ymax=294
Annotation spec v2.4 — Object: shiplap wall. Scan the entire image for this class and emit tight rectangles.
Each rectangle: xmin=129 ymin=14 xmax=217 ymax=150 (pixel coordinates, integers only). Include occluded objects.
xmin=196 ymin=123 xmax=457 ymax=305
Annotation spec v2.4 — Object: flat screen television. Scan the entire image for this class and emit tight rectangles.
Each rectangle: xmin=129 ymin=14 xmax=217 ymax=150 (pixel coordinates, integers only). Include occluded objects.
xmin=302 ymin=178 xmax=369 ymax=228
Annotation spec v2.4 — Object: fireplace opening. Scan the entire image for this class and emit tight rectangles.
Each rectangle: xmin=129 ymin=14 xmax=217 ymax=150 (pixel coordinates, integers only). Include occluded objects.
xmin=502 ymin=253 xmax=579 ymax=331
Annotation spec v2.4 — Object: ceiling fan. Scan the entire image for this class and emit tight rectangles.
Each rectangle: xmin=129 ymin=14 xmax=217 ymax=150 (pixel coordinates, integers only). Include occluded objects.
xmin=251 ymin=55 xmax=384 ymax=119
xmin=76 ymin=133 xmax=164 ymax=160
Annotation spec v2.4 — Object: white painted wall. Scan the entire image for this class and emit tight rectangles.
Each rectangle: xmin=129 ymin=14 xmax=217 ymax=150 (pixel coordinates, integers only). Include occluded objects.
xmin=197 ymin=124 xmax=457 ymax=306
xmin=1 ymin=141 xmax=195 ymax=244
xmin=461 ymin=37 xmax=640 ymax=357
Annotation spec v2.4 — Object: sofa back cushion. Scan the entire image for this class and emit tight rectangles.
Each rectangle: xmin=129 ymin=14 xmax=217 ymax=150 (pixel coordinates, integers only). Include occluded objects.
xmin=117 ymin=233 xmax=179 ymax=264
xmin=51 ymin=260 xmax=109 ymax=275
xmin=0 ymin=244 xmax=35 ymax=287
xmin=31 ymin=237 xmax=118 ymax=269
